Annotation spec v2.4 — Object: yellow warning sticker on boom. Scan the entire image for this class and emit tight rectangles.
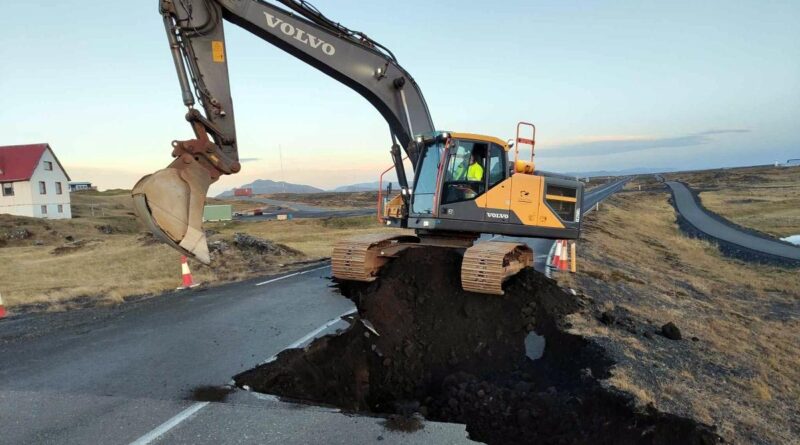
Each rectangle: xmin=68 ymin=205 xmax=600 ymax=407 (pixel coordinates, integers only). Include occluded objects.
xmin=212 ymin=41 xmax=225 ymax=63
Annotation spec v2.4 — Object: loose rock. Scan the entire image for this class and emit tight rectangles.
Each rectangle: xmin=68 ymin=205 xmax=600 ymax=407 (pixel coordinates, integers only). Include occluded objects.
xmin=6 ymin=228 xmax=32 ymax=240
xmin=661 ymin=322 xmax=682 ymax=340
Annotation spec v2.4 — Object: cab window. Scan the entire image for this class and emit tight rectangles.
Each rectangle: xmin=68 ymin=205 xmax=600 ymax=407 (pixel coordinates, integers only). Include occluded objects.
xmin=487 ymin=143 xmax=506 ymax=187
xmin=444 ymin=143 xmax=472 ymax=182
xmin=411 ymin=142 xmax=444 ymax=214
xmin=441 ymin=140 xmax=487 ymax=205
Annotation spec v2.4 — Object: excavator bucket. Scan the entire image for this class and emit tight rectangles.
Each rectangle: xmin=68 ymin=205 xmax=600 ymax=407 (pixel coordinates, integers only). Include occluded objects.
xmin=461 ymin=242 xmax=533 ymax=295
xmin=131 ymin=161 xmax=215 ymax=264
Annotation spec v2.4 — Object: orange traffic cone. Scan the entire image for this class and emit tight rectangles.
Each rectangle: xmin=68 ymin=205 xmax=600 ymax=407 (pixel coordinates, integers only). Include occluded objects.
xmin=0 ymin=292 xmax=6 ymax=319
xmin=178 ymin=256 xmax=198 ymax=290
xmin=559 ymin=240 xmax=569 ymax=271
xmin=552 ymin=240 xmax=562 ymax=269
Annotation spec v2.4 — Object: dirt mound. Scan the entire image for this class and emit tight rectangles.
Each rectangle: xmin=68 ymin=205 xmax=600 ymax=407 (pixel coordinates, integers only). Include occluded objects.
xmin=51 ymin=239 xmax=95 ymax=255
xmin=235 ymin=247 xmax=722 ymax=444
xmin=232 ymin=233 xmax=302 ymax=256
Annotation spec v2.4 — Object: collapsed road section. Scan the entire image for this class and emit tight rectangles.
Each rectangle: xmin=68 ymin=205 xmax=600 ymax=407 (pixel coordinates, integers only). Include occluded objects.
xmin=236 ymin=247 xmax=723 ymax=444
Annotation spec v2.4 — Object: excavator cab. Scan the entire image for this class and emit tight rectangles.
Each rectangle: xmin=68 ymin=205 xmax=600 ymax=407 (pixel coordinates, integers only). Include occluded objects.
xmin=383 ymin=129 xmax=583 ymax=241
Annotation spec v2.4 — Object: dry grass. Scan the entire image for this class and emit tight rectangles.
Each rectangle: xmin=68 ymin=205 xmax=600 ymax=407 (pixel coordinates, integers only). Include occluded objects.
xmin=558 ymin=189 xmax=799 ymax=444
xmin=666 ymin=165 xmax=800 ymax=238
xmin=0 ymin=190 xmax=405 ymax=311
xmin=206 ymin=215 xmax=406 ymax=259
xmin=258 ymin=191 xmax=381 ymax=209
xmin=205 ymin=197 xmax=270 ymax=212
xmin=0 ymin=236 xmax=180 ymax=309
xmin=606 ymin=368 xmax=655 ymax=407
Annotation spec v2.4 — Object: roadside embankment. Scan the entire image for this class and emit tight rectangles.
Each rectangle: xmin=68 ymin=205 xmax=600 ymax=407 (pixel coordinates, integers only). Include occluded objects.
xmin=559 ymin=190 xmax=799 ymax=445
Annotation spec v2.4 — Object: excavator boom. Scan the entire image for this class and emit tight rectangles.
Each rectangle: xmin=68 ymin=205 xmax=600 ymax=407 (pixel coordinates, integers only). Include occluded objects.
xmin=133 ymin=0 xmax=434 ymax=263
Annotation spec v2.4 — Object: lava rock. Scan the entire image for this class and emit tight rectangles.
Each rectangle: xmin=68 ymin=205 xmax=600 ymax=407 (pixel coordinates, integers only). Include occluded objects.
xmin=95 ymin=224 xmax=116 ymax=234
xmin=661 ymin=322 xmax=682 ymax=340
xmin=233 ymin=233 xmax=301 ymax=256
xmin=209 ymin=240 xmax=230 ymax=253
xmin=600 ymin=310 xmax=616 ymax=325
xmin=6 ymin=228 xmax=32 ymax=240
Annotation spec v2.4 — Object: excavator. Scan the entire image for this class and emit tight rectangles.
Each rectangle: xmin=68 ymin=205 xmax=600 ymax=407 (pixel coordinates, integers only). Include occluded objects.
xmin=133 ymin=0 xmax=583 ymax=295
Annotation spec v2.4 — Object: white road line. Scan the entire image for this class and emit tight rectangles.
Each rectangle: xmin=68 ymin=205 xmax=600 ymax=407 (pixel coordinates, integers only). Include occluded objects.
xmin=255 ymin=265 xmax=331 ymax=286
xmin=129 ymin=402 xmax=209 ymax=445
xmin=259 ymin=308 xmax=357 ymax=365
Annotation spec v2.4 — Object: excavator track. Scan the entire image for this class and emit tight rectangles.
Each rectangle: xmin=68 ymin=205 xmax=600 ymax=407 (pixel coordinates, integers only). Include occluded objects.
xmin=332 ymin=234 xmax=420 ymax=282
xmin=461 ymin=241 xmax=533 ymax=295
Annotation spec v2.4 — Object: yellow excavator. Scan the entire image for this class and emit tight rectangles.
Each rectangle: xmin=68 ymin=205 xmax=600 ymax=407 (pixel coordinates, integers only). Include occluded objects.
xmin=133 ymin=0 xmax=583 ymax=295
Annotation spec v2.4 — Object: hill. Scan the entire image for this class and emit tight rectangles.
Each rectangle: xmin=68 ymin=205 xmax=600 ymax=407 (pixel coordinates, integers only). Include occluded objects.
xmin=331 ymin=181 xmax=396 ymax=192
xmin=217 ymin=179 xmax=323 ymax=197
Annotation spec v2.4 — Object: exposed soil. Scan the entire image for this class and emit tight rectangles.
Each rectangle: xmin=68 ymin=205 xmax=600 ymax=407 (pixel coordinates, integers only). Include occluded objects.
xmin=188 ymin=385 xmax=235 ymax=402
xmin=235 ymin=247 xmax=723 ymax=444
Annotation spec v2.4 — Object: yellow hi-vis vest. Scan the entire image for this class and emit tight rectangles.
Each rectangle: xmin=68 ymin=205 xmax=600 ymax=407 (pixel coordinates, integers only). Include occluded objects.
xmin=467 ymin=162 xmax=483 ymax=181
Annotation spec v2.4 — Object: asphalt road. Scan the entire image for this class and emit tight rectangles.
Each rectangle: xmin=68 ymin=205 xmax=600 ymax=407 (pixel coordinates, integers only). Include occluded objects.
xmin=666 ymin=181 xmax=800 ymax=261
xmin=0 ymin=179 xmax=627 ymax=445
xmin=233 ymin=197 xmax=375 ymax=221
xmin=0 ymin=266 xmax=473 ymax=444
xmin=237 ymin=207 xmax=374 ymax=221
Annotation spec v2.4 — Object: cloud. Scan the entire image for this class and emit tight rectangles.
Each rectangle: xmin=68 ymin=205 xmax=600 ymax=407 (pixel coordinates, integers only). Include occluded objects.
xmin=538 ymin=129 xmax=750 ymax=158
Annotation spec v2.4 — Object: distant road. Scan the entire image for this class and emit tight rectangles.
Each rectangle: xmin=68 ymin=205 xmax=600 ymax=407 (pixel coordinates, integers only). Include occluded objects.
xmin=234 ymin=197 xmax=374 ymax=221
xmin=666 ymin=181 xmax=800 ymax=261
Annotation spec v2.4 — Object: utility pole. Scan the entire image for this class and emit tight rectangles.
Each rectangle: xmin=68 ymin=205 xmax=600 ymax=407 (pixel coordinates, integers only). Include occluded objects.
xmin=278 ymin=144 xmax=286 ymax=193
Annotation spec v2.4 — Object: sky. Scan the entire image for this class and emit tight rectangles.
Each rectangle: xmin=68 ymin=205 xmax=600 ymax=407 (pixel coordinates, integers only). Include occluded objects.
xmin=1 ymin=1 xmax=798 ymax=194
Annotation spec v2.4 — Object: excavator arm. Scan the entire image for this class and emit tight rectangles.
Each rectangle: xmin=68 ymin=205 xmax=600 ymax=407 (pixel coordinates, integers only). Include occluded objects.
xmin=133 ymin=0 xmax=435 ymax=263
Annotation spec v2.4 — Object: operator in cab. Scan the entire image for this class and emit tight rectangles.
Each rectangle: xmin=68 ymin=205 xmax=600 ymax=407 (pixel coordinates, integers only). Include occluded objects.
xmin=454 ymin=147 xmax=485 ymax=182
xmin=449 ymin=146 xmax=485 ymax=201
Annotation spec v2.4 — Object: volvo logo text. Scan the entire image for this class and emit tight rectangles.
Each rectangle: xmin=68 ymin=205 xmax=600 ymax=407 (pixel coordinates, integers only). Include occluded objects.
xmin=264 ymin=13 xmax=336 ymax=56
xmin=486 ymin=212 xmax=509 ymax=219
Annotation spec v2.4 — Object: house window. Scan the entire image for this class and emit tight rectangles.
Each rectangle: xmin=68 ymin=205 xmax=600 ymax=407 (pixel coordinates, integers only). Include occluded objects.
xmin=41 ymin=205 xmax=48 ymax=215
xmin=1 ymin=183 xmax=12 ymax=196
xmin=56 ymin=182 xmax=63 ymax=195
xmin=58 ymin=204 xmax=64 ymax=213
xmin=39 ymin=181 xmax=46 ymax=194
xmin=44 ymin=161 xmax=53 ymax=171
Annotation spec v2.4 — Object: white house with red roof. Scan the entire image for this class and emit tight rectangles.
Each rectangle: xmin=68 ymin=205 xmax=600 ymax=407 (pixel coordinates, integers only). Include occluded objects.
xmin=0 ymin=143 xmax=72 ymax=219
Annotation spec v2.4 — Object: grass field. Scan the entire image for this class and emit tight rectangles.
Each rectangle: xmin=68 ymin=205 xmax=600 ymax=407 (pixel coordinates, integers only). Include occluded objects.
xmin=206 ymin=214 xmax=403 ymax=259
xmin=558 ymin=188 xmax=799 ymax=444
xmin=666 ymin=165 xmax=800 ymax=238
xmin=255 ymin=191 xmax=380 ymax=209
xmin=0 ymin=190 xmax=402 ymax=311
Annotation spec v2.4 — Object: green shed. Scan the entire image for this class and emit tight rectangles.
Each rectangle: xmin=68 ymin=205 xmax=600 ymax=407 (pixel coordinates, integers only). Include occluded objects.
xmin=203 ymin=205 xmax=233 ymax=222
